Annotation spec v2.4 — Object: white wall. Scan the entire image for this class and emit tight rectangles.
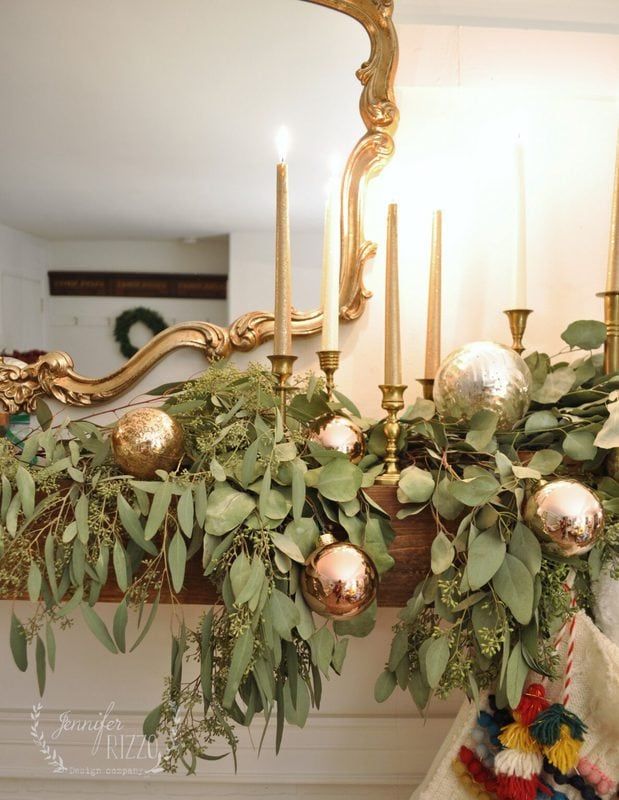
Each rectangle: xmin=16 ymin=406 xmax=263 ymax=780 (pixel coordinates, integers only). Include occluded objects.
xmin=47 ymin=237 xmax=229 ymax=375
xmin=229 ymin=230 xmax=323 ymax=322
xmin=1 ymin=21 xmax=619 ymax=800
xmin=0 ymin=223 xmax=48 ymax=353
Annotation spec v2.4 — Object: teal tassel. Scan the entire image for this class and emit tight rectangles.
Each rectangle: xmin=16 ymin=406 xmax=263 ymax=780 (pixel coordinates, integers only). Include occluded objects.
xmin=530 ymin=704 xmax=587 ymax=745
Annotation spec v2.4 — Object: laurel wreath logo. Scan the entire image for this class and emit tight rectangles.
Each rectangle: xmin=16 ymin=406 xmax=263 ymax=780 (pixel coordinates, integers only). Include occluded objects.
xmin=30 ymin=703 xmax=67 ymax=774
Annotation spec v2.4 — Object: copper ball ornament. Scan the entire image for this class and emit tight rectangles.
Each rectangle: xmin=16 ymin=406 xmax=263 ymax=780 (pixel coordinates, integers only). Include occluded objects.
xmin=308 ymin=414 xmax=365 ymax=464
xmin=524 ymin=478 xmax=604 ymax=557
xmin=111 ymin=407 xmax=185 ymax=479
xmin=300 ymin=537 xmax=378 ymax=619
xmin=434 ymin=341 xmax=533 ymax=430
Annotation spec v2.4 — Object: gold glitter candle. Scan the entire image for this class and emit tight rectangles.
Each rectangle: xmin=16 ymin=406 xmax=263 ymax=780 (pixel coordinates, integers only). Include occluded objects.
xmin=274 ymin=128 xmax=292 ymax=355
xmin=425 ymin=210 xmax=442 ymax=379
xmin=606 ymin=133 xmax=619 ymax=293
xmin=384 ymin=203 xmax=402 ymax=385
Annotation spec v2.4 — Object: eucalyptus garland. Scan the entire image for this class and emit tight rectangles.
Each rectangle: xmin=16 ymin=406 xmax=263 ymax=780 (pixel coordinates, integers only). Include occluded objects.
xmin=377 ymin=319 xmax=619 ymax=713
xmin=2 ymin=319 xmax=619 ymax=775
xmin=113 ymin=306 xmax=168 ymax=359
xmin=0 ymin=364 xmax=393 ymax=772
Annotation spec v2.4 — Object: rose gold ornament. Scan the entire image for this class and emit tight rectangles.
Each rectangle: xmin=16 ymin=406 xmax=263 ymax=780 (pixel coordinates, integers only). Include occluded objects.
xmin=308 ymin=414 xmax=365 ymax=464
xmin=111 ymin=407 xmax=184 ymax=479
xmin=300 ymin=535 xmax=378 ymax=618
xmin=524 ymin=479 xmax=604 ymax=557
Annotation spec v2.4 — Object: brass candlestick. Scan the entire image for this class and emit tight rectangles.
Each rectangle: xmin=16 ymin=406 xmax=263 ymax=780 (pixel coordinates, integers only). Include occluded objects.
xmin=417 ymin=378 xmax=435 ymax=401
xmin=268 ymin=354 xmax=297 ymax=425
xmin=597 ymin=291 xmax=619 ymax=375
xmin=375 ymin=384 xmax=406 ymax=486
xmin=504 ymin=309 xmax=533 ymax=355
xmin=317 ymin=350 xmax=341 ymax=401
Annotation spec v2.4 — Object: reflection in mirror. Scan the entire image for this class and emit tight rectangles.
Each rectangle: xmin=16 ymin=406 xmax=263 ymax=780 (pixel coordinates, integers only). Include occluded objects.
xmin=0 ymin=0 xmax=367 ymax=376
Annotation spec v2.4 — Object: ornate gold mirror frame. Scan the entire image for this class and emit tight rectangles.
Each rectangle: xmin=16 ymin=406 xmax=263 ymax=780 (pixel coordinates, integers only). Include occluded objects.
xmin=0 ymin=0 xmax=399 ymax=414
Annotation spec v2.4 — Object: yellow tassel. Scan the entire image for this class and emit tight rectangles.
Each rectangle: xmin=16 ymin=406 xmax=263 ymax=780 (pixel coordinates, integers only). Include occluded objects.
xmin=544 ymin=724 xmax=582 ymax=774
xmin=499 ymin=721 xmax=539 ymax=753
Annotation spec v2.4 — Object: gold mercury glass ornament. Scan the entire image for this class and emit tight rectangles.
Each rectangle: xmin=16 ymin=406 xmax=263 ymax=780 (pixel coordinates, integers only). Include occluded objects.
xmin=434 ymin=341 xmax=533 ymax=430
xmin=111 ymin=407 xmax=185 ymax=479
xmin=301 ymin=534 xmax=378 ymax=619
xmin=524 ymin=478 xmax=604 ymax=557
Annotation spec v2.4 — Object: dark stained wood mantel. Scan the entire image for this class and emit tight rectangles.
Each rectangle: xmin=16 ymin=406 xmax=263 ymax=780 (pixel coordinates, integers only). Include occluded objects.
xmin=97 ymin=485 xmax=435 ymax=608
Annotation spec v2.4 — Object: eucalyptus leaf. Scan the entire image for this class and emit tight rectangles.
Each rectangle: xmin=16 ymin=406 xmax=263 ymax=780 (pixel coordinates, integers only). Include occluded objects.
xmin=144 ymin=482 xmax=173 ymax=540
xmin=492 ymin=554 xmax=534 ymax=625
xmin=508 ymin=522 xmax=542 ymax=576
xmin=117 ymin=495 xmax=158 ymax=556
xmin=451 ymin=474 xmax=500 ymax=507
xmin=80 ymin=603 xmax=118 ymax=654
xmin=561 ymin=319 xmax=606 ymax=350
xmin=528 ymin=449 xmax=563 ymax=474
xmin=374 ymin=670 xmax=397 ymax=702
xmin=506 ymin=641 xmax=529 ymax=708
xmin=27 ymin=562 xmax=42 ymax=602
xmin=204 ymin=484 xmax=255 ymax=535
xmin=168 ymin=529 xmax=187 ymax=593
xmin=525 ymin=410 xmax=559 ymax=434
xmin=563 ymin=430 xmax=597 ymax=462
xmin=317 ymin=459 xmax=363 ymax=503
xmin=15 ymin=466 xmax=35 ymax=519
xmin=424 ymin=636 xmax=450 ymax=689
xmin=467 ymin=526 xmax=506 ymax=589
xmin=177 ymin=487 xmax=195 ymax=538
xmin=431 ymin=531 xmax=455 ymax=575
xmin=113 ymin=599 xmax=128 ymax=653
xmin=10 ymin=612 xmax=28 ymax=672
xmin=532 ymin=367 xmax=575 ymax=404
xmin=397 ymin=466 xmax=435 ymax=505
xmin=223 ymin=628 xmax=254 ymax=708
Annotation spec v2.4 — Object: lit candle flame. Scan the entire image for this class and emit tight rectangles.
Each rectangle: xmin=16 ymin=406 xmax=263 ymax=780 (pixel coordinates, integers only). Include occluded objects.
xmin=276 ymin=126 xmax=290 ymax=163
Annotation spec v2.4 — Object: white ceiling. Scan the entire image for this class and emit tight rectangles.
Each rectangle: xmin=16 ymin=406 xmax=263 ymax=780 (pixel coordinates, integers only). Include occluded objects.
xmin=0 ymin=0 xmax=365 ymax=239
xmin=0 ymin=0 xmax=617 ymax=241
xmin=395 ymin=0 xmax=619 ymax=33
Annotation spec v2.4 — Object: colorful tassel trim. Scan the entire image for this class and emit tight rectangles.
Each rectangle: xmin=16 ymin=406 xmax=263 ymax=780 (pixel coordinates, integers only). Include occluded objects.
xmin=530 ymin=704 xmax=587 ymax=746
xmin=543 ymin=724 xmax=582 ymax=774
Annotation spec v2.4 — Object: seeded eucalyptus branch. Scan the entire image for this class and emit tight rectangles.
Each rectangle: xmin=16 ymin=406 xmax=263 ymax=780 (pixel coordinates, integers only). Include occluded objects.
xmin=376 ymin=320 xmax=619 ymax=712
xmin=0 ymin=363 xmax=394 ymax=771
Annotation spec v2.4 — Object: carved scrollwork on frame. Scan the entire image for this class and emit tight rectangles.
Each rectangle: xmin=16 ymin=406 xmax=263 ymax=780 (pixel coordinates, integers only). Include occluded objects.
xmin=0 ymin=0 xmax=399 ymax=413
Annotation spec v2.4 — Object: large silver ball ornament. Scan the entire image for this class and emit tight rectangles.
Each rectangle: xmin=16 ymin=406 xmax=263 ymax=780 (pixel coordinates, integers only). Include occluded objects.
xmin=434 ymin=341 xmax=533 ymax=430
xmin=301 ymin=538 xmax=378 ymax=619
xmin=524 ymin=478 xmax=604 ymax=557
xmin=308 ymin=414 xmax=366 ymax=464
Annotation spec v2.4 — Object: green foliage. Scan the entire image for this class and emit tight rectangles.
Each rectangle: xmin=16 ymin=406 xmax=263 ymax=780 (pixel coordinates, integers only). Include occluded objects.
xmin=376 ymin=323 xmax=619 ymax=711
xmin=0 ymin=362 xmax=392 ymax=773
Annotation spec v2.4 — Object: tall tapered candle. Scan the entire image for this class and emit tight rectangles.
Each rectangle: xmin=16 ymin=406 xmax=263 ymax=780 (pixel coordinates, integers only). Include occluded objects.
xmin=320 ymin=179 xmax=340 ymax=351
xmin=425 ymin=210 xmax=442 ymax=379
xmin=514 ymin=139 xmax=528 ymax=307
xmin=384 ymin=203 xmax=402 ymax=385
xmin=274 ymin=127 xmax=292 ymax=355
xmin=606 ymin=133 xmax=619 ymax=292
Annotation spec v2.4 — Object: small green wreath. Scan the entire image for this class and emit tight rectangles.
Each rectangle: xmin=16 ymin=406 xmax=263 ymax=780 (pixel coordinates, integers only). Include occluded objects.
xmin=113 ymin=307 xmax=169 ymax=359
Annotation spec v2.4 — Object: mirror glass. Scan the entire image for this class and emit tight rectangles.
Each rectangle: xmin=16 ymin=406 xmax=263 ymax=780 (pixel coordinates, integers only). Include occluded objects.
xmin=0 ymin=0 xmax=367 ymax=375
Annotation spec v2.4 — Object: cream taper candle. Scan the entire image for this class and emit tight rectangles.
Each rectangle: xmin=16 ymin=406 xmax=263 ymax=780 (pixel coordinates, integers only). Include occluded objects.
xmin=514 ymin=139 xmax=528 ymax=307
xmin=274 ymin=127 xmax=292 ymax=355
xmin=384 ymin=203 xmax=402 ymax=385
xmin=425 ymin=210 xmax=442 ymax=379
xmin=320 ymin=180 xmax=340 ymax=351
xmin=606 ymin=132 xmax=619 ymax=293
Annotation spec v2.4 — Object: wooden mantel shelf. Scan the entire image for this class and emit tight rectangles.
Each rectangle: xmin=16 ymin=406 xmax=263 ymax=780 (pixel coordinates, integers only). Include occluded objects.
xmin=98 ymin=485 xmax=434 ymax=608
